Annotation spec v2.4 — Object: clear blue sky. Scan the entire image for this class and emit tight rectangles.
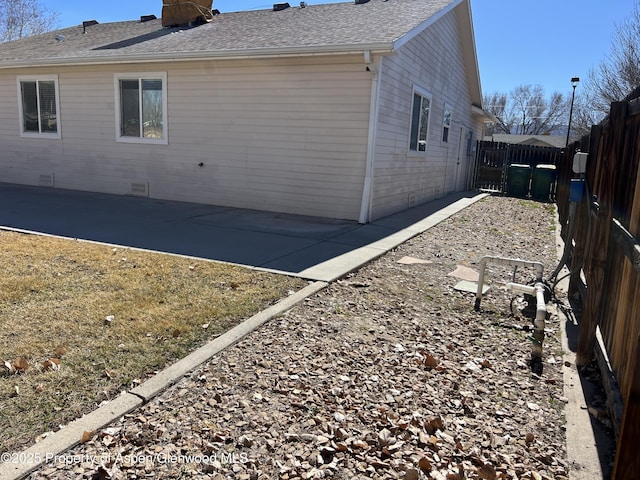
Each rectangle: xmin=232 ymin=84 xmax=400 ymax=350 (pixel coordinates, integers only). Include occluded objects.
xmin=41 ymin=0 xmax=636 ymax=99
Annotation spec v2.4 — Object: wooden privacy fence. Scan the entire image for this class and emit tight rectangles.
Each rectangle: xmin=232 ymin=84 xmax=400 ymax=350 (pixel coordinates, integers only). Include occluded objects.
xmin=556 ymin=95 xmax=640 ymax=479
xmin=474 ymin=141 xmax=562 ymax=193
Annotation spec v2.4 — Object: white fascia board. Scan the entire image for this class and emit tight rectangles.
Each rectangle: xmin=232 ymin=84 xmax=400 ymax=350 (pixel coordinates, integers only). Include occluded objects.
xmin=0 ymin=43 xmax=394 ymax=70
xmin=458 ymin=0 xmax=483 ymax=107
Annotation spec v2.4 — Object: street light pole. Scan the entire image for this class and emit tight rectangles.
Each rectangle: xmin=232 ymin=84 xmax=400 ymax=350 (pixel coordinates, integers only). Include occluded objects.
xmin=566 ymin=77 xmax=580 ymax=147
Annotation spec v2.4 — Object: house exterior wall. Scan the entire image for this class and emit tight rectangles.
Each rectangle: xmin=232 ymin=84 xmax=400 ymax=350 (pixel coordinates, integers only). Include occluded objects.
xmin=370 ymin=7 xmax=484 ymax=220
xmin=0 ymin=55 xmax=371 ymax=220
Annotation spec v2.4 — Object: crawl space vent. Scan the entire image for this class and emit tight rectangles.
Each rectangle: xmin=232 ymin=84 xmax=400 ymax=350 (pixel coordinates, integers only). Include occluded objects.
xmin=131 ymin=182 xmax=149 ymax=197
xmin=39 ymin=174 xmax=54 ymax=187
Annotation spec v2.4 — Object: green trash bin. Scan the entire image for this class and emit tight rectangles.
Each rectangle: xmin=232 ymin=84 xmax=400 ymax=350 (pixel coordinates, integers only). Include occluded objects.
xmin=507 ymin=164 xmax=531 ymax=198
xmin=531 ymin=164 xmax=557 ymax=202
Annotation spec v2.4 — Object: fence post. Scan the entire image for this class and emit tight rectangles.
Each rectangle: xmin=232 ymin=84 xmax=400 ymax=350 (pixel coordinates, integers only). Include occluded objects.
xmin=612 ymin=335 xmax=640 ymax=479
xmin=568 ymin=197 xmax=587 ymax=299
xmin=566 ymin=129 xmax=599 ymax=299
xmin=576 ymin=102 xmax=627 ymax=366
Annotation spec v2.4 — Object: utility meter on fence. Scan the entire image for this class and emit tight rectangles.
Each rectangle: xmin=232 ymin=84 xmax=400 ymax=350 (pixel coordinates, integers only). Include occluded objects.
xmin=570 ymin=152 xmax=588 ymax=202
xmin=573 ymin=152 xmax=588 ymax=174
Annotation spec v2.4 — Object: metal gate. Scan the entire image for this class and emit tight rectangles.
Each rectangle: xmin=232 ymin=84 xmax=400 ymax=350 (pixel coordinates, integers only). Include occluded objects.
xmin=474 ymin=141 xmax=563 ymax=193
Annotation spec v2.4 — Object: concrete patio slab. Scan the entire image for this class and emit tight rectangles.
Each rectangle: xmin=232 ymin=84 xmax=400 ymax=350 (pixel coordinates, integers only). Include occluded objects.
xmin=0 ymin=183 xmax=486 ymax=279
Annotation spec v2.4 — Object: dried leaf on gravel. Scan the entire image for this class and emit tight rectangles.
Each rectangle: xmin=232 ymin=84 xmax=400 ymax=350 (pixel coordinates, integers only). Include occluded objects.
xmin=81 ymin=430 xmax=97 ymax=444
xmin=41 ymin=358 xmax=61 ymax=372
xmin=418 ymin=457 xmax=433 ymax=472
xmin=478 ymin=463 xmax=497 ymax=480
xmin=52 ymin=346 xmax=67 ymax=357
xmin=12 ymin=357 xmax=29 ymax=373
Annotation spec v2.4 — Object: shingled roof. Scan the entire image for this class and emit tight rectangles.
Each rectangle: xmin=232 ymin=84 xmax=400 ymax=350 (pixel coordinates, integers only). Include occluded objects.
xmin=0 ymin=0 xmax=458 ymax=66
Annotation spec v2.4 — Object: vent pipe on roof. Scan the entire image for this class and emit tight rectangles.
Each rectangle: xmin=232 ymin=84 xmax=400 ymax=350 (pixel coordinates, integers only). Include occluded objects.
xmin=82 ymin=20 xmax=99 ymax=34
xmin=162 ymin=0 xmax=214 ymax=27
xmin=140 ymin=14 xmax=157 ymax=22
xmin=300 ymin=1 xmax=307 ymax=7
xmin=355 ymin=0 xmax=370 ymax=4
xmin=273 ymin=3 xmax=290 ymax=11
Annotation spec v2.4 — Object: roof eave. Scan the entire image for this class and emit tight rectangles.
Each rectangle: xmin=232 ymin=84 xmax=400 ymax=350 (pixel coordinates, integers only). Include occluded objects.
xmin=0 ymin=42 xmax=394 ymax=69
xmin=456 ymin=0 xmax=483 ymax=108
xmin=472 ymin=104 xmax=497 ymax=122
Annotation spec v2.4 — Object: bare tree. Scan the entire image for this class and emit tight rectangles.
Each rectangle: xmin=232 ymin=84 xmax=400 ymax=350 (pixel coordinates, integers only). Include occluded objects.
xmin=483 ymin=84 xmax=569 ymax=136
xmin=0 ymin=0 xmax=59 ymax=41
xmin=586 ymin=0 xmax=640 ymax=117
xmin=483 ymin=92 xmax=510 ymax=134
xmin=568 ymin=91 xmax=602 ymax=139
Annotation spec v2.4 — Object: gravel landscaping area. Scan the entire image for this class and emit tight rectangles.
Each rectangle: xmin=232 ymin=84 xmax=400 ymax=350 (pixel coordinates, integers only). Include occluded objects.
xmin=28 ymin=195 xmax=569 ymax=480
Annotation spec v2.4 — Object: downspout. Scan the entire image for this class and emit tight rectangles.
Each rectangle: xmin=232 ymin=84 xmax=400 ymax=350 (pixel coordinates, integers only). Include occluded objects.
xmin=358 ymin=50 xmax=381 ymax=224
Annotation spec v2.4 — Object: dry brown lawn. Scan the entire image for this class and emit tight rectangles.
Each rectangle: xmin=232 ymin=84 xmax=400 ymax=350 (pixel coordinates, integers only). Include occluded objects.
xmin=0 ymin=230 xmax=305 ymax=453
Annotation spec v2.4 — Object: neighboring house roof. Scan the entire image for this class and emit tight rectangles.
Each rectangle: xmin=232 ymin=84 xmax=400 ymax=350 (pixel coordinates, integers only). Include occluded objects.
xmin=0 ymin=0 xmax=483 ymax=107
xmin=485 ymin=134 xmax=566 ymax=149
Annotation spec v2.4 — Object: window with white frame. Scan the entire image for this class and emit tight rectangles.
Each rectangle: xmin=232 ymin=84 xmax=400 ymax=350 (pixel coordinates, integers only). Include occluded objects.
xmin=18 ymin=75 xmax=61 ymax=138
xmin=442 ymin=104 xmax=452 ymax=143
xmin=115 ymin=73 xmax=167 ymax=143
xmin=409 ymin=88 xmax=431 ymax=152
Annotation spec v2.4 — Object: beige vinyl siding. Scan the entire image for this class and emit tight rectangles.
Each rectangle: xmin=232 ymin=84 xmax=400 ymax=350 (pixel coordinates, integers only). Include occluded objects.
xmin=0 ymin=56 xmax=371 ymax=220
xmin=370 ymin=6 xmax=482 ymax=220
xmin=166 ymin=57 xmax=370 ymax=218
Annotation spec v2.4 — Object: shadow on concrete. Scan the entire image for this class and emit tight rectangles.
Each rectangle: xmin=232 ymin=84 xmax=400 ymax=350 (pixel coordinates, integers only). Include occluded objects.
xmin=559 ymin=296 xmax=615 ymax=479
xmin=0 ymin=182 xmax=477 ymax=277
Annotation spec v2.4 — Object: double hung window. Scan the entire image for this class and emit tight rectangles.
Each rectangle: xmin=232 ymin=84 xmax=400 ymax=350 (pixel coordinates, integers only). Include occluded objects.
xmin=115 ymin=73 xmax=167 ymax=143
xmin=442 ymin=104 xmax=452 ymax=143
xmin=409 ymin=88 xmax=431 ymax=152
xmin=18 ymin=76 xmax=61 ymax=138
